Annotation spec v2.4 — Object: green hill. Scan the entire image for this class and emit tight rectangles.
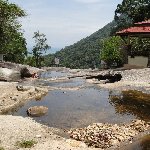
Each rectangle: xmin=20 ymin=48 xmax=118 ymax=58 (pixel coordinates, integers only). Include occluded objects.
xmin=44 ymin=20 xmax=117 ymax=69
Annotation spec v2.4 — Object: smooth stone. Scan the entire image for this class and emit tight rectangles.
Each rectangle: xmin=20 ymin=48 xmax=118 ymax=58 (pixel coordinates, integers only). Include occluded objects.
xmin=27 ymin=106 xmax=48 ymax=117
xmin=66 ymin=139 xmax=87 ymax=148
xmin=16 ymin=85 xmax=35 ymax=92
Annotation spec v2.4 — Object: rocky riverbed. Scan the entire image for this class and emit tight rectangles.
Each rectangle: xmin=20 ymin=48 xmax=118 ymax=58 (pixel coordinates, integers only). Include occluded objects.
xmin=0 ymin=66 xmax=150 ymax=150
xmin=0 ymin=81 xmax=48 ymax=114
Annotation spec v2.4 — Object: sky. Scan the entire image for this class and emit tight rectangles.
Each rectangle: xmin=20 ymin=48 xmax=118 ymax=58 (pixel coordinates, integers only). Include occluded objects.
xmin=9 ymin=0 xmax=122 ymax=50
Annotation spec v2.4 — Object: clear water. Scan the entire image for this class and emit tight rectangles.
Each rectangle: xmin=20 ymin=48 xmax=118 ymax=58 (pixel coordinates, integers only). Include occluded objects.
xmin=12 ymin=86 xmax=137 ymax=129
xmin=10 ymin=70 xmax=150 ymax=149
xmin=39 ymin=71 xmax=70 ymax=79
xmin=43 ymin=78 xmax=85 ymax=88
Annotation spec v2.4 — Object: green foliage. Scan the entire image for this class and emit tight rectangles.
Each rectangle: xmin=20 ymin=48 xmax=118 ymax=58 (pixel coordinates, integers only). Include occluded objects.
xmin=129 ymin=38 xmax=150 ymax=56
xmin=111 ymin=15 xmax=133 ymax=35
xmin=100 ymin=36 xmax=124 ymax=67
xmin=24 ymin=56 xmax=36 ymax=66
xmin=115 ymin=0 xmax=150 ymax=23
xmin=51 ymin=21 xmax=117 ymax=69
xmin=16 ymin=140 xmax=37 ymax=148
xmin=42 ymin=54 xmax=55 ymax=67
xmin=0 ymin=0 xmax=27 ymax=63
xmin=32 ymin=31 xmax=50 ymax=67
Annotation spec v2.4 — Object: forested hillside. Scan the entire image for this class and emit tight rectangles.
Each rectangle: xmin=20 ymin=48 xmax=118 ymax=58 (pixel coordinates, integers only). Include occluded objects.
xmin=44 ymin=21 xmax=117 ymax=69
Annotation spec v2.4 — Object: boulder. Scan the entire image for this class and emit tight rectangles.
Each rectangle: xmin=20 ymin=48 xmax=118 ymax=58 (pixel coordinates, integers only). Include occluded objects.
xmin=0 ymin=67 xmax=21 ymax=81
xmin=16 ymin=85 xmax=35 ymax=92
xmin=20 ymin=67 xmax=32 ymax=78
xmin=27 ymin=106 xmax=48 ymax=117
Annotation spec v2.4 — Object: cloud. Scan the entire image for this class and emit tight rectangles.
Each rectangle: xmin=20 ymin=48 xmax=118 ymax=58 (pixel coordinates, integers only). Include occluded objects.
xmin=73 ymin=0 xmax=100 ymax=4
xmin=8 ymin=0 xmax=122 ymax=48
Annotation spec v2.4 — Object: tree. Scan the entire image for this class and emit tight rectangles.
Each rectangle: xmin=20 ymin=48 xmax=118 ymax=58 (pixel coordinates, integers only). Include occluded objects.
xmin=0 ymin=0 xmax=27 ymax=63
xmin=24 ymin=56 xmax=36 ymax=66
xmin=100 ymin=36 xmax=124 ymax=68
xmin=32 ymin=31 xmax=50 ymax=67
xmin=115 ymin=0 xmax=150 ymax=23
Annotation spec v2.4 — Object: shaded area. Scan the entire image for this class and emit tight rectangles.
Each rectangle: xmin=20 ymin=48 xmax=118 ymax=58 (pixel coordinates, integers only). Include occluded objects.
xmin=122 ymin=135 xmax=150 ymax=150
xmin=86 ymin=73 xmax=122 ymax=83
xmin=109 ymin=90 xmax=150 ymax=122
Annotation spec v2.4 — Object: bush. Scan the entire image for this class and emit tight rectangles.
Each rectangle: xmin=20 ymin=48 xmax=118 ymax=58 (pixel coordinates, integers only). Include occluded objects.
xmin=16 ymin=140 xmax=37 ymax=148
xmin=100 ymin=36 xmax=124 ymax=68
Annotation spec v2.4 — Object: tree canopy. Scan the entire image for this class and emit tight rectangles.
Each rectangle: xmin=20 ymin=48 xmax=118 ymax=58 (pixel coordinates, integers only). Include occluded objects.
xmin=100 ymin=36 xmax=124 ymax=68
xmin=0 ymin=0 xmax=27 ymax=63
xmin=115 ymin=0 xmax=150 ymax=23
xmin=32 ymin=31 xmax=50 ymax=67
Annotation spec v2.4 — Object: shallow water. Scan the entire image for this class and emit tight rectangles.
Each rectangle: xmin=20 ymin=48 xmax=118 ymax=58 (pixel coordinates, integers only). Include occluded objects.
xmin=12 ymin=87 xmax=136 ymax=128
xmin=11 ymin=70 xmax=150 ymax=149
xmin=39 ymin=70 xmax=70 ymax=79
xmin=43 ymin=78 xmax=85 ymax=88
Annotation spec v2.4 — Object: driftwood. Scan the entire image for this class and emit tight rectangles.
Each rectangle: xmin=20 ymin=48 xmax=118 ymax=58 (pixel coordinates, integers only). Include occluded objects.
xmin=86 ymin=73 xmax=122 ymax=83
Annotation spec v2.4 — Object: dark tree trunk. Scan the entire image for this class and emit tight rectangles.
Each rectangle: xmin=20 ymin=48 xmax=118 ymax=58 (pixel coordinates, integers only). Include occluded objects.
xmin=35 ymin=56 xmax=39 ymax=68
xmin=147 ymin=52 xmax=150 ymax=68
xmin=121 ymin=45 xmax=129 ymax=64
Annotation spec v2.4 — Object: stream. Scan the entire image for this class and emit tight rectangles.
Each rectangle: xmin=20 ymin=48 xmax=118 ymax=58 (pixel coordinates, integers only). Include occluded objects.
xmin=11 ymin=70 xmax=150 ymax=149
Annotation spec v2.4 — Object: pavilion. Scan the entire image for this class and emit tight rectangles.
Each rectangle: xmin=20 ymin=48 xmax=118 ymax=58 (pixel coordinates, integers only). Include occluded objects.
xmin=116 ymin=20 xmax=150 ymax=67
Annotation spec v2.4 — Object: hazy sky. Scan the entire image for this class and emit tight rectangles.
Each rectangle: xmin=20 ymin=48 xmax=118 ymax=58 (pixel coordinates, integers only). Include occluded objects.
xmin=9 ymin=0 xmax=122 ymax=49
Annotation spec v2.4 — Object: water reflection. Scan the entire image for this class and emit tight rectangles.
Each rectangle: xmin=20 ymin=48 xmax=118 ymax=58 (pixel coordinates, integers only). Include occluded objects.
xmin=43 ymin=78 xmax=85 ymax=88
xmin=122 ymin=135 xmax=150 ymax=150
xmin=39 ymin=71 xmax=70 ymax=79
xmin=109 ymin=90 xmax=150 ymax=122
xmin=12 ymin=88 xmax=136 ymax=129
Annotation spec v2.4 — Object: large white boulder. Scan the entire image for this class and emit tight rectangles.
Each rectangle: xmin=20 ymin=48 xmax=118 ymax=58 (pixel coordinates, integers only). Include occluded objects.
xmin=0 ymin=67 xmax=20 ymax=81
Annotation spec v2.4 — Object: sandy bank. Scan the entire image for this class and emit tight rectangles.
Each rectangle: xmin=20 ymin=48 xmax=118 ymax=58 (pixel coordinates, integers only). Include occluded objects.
xmin=0 ymin=81 xmax=48 ymax=114
xmin=0 ymin=115 xmax=99 ymax=150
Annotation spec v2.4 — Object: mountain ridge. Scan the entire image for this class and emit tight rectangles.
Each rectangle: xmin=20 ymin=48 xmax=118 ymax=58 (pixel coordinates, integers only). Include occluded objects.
xmin=44 ymin=20 xmax=117 ymax=68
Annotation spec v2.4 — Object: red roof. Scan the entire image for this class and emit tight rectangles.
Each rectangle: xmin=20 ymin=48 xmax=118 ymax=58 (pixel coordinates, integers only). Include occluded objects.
xmin=135 ymin=20 xmax=150 ymax=25
xmin=117 ymin=26 xmax=150 ymax=34
xmin=116 ymin=20 xmax=150 ymax=36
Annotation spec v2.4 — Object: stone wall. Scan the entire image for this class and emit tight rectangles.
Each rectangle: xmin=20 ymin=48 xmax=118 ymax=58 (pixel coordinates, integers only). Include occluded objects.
xmin=128 ymin=56 xmax=148 ymax=67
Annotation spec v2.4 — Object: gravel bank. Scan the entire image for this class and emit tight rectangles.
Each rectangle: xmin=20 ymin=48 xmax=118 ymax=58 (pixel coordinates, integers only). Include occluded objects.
xmin=86 ymin=68 xmax=150 ymax=93
xmin=0 ymin=81 xmax=48 ymax=114
xmin=0 ymin=115 xmax=99 ymax=150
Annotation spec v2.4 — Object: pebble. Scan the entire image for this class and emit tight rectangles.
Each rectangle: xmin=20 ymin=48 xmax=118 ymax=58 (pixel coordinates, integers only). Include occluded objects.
xmin=68 ymin=120 xmax=149 ymax=149
xmin=36 ymin=134 xmax=42 ymax=138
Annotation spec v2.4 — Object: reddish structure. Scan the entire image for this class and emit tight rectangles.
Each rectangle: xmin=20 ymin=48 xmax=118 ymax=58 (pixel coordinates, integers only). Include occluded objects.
xmin=116 ymin=20 xmax=150 ymax=37
xmin=116 ymin=20 xmax=150 ymax=67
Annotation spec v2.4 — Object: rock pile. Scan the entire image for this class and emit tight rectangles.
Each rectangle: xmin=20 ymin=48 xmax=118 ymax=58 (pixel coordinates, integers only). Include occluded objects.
xmin=68 ymin=120 xmax=150 ymax=149
xmin=121 ymin=68 xmax=150 ymax=83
